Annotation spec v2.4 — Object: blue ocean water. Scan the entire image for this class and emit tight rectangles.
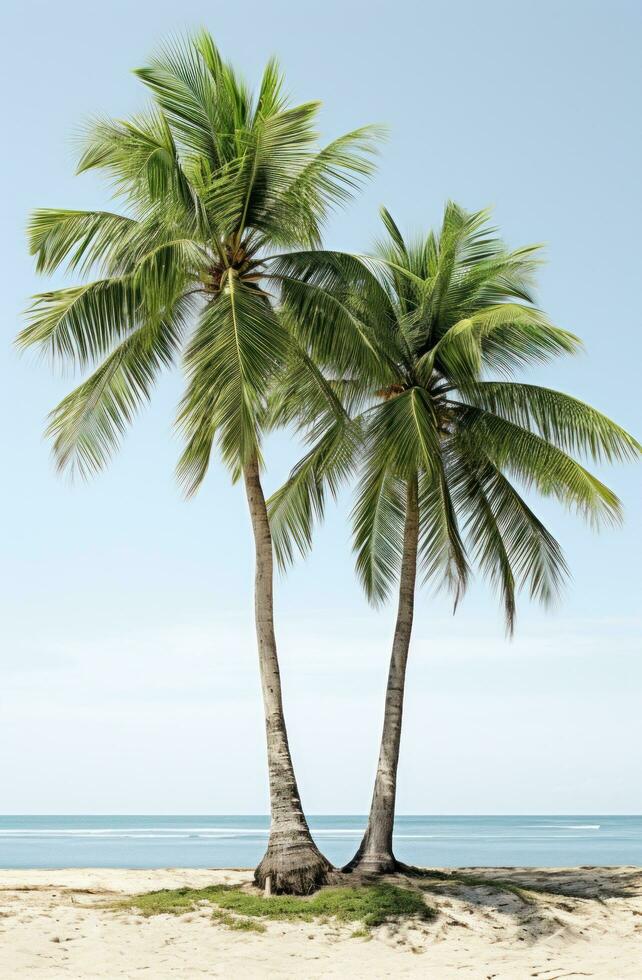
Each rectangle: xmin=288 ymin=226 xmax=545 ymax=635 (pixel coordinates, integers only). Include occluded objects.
xmin=0 ymin=815 xmax=640 ymax=868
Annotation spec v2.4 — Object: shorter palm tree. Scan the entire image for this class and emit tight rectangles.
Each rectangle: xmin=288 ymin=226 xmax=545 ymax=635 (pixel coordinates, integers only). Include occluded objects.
xmin=17 ymin=31 xmax=383 ymax=893
xmin=269 ymin=203 xmax=640 ymax=874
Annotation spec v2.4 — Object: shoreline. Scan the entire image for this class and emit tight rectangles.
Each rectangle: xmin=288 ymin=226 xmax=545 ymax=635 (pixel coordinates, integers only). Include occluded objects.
xmin=0 ymin=866 xmax=640 ymax=978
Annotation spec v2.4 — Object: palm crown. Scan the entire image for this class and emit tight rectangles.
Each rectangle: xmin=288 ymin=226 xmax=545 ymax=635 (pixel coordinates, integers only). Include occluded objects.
xmin=270 ymin=203 xmax=640 ymax=630
xmin=17 ymin=31 xmax=381 ymax=486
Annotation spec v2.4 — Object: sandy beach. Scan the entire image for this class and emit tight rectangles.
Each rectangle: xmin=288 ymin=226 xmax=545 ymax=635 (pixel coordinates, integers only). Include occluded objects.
xmin=0 ymin=867 xmax=640 ymax=978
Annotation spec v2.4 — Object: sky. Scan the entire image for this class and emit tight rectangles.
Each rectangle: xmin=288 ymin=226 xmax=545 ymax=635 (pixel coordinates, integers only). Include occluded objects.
xmin=1 ymin=0 xmax=640 ymax=816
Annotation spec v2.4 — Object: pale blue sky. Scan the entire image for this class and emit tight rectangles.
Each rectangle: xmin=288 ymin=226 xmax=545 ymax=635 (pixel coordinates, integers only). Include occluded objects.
xmin=1 ymin=0 xmax=640 ymax=814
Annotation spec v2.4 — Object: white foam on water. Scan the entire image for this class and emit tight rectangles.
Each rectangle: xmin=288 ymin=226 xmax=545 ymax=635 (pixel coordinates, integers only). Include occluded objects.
xmin=523 ymin=824 xmax=601 ymax=831
xmin=564 ymin=825 xmax=600 ymax=830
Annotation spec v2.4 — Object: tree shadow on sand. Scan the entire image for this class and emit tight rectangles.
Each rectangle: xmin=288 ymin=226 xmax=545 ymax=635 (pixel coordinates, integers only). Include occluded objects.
xmin=343 ymin=866 xmax=642 ymax=946
xmin=414 ymin=866 xmax=641 ymax=900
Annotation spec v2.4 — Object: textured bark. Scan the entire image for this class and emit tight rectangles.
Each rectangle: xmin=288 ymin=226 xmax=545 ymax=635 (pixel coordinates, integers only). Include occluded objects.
xmin=243 ymin=457 xmax=332 ymax=894
xmin=345 ymin=476 xmax=419 ymax=875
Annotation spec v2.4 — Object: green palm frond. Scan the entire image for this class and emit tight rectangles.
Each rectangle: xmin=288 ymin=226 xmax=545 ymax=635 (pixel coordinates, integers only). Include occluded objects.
xmin=471 ymin=305 xmax=580 ymax=375
xmin=417 ymin=454 xmax=469 ymax=602
xmin=130 ymin=237 xmax=205 ymax=310
xmin=352 ymin=455 xmax=407 ymax=604
xmin=444 ymin=244 xmax=542 ymax=314
xmin=366 ymin=388 xmax=440 ymax=479
xmin=457 ymin=382 xmax=642 ymax=462
xmin=46 ymin=305 xmax=187 ymax=477
xmin=262 ymin=126 xmax=383 ymax=248
xmin=177 ymin=275 xmax=288 ymax=491
xmin=266 ymin=340 xmax=355 ymax=432
xmin=198 ymin=102 xmax=320 ymax=241
xmin=428 ymin=203 xmax=498 ymax=314
xmin=451 ymin=456 xmax=517 ymax=629
xmin=480 ymin=462 xmax=568 ymax=607
xmin=253 ymin=55 xmax=288 ymax=118
xmin=266 ymin=342 xmax=371 ymax=568
xmin=77 ymin=110 xmax=195 ymax=213
xmin=416 ymin=305 xmax=580 ymax=385
xmin=269 ymin=413 xmax=363 ymax=568
xmin=450 ymin=450 xmax=568 ymax=631
xmin=269 ymin=250 xmax=398 ymax=379
xmin=27 ymin=209 xmax=137 ymax=276
xmin=134 ymin=36 xmax=230 ymax=164
xmin=19 ymin=277 xmax=143 ymax=366
xmin=456 ymin=405 xmax=623 ymax=526
xmin=379 ymin=207 xmax=407 ymax=255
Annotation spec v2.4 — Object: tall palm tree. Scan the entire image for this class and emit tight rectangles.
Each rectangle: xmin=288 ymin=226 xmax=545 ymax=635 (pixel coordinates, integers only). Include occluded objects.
xmin=16 ymin=31 xmax=382 ymax=894
xmin=268 ymin=203 xmax=641 ymax=875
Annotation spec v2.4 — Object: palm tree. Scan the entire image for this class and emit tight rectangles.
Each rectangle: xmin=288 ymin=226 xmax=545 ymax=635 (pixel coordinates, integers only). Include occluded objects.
xmin=16 ymin=31 xmax=383 ymax=894
xmin=268 ymin=203 xmax=641 ymax=875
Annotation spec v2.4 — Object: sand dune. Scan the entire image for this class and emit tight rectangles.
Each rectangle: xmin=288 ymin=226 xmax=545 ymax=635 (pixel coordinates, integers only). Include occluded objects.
xmin=0 ymin=867 xmax=640 ymax=978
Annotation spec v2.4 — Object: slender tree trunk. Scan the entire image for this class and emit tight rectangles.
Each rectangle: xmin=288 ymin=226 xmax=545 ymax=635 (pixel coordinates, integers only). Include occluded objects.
xmin=243 ymin=456 xmax=332 ymax=894
xmin=345 ymin=476 xmax=419 ymax=875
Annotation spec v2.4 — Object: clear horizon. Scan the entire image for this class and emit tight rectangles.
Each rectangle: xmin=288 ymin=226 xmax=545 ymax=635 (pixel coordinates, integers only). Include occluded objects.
xmin=1 ymin=0 xmax=641 ymax=816
xmin=1 ymin=812 xmax=639 ymax=817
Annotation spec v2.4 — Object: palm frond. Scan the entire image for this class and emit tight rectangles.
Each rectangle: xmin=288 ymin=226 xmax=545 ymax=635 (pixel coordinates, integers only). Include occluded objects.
xmin=450 ymin=450 xmax=568 ymax=631
xmin=417 ymin=453 xmax=469 ymax=602
xmin=266 ymin=339 xmax=354 ymax=431
xmin=19 ymin=277 xmax=142 ymax=366
xmin=269 ymin=414 xmax=363 ymax=568
xmin=379 ymin=207 xmax=407 ymax=254
xmin=77 ymin=110 xmax=195 ymax=213
xmin=261 ymin=126 xmax=383 ymax=248
xmin=46 ymin=306 xmax=186 ymax=477
xmin=134 ymin=34 xmax=229 ymax=164
xmin=176 ymin=275 xmax=288 ymax=490
xmin=444 ymin=244 xmax=543 ymax=315
xmin=198 ymin=100 xmax=322 ymax=242
xmin=457 ymin=382 xmax=642 ymax=463
xmin=416 ymin=304 xmax=581 ymax=384
xmin=455 ymin=405 xmax=623 ymax=526
xmin=268 ymin=250 xmax=398 ymax=380
xmin=27 ymin=209 xmax=137 ymax=276
xmin=367 ymin=387 xmax=440 ymax=479
xmin=450 ymin=455 xmax=517 ymax=630
xmin=352 ymin=454 xmax=407 ymax=604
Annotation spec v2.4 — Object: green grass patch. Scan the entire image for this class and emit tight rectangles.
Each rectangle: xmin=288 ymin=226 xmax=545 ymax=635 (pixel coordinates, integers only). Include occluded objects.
xmin=118 ymin=883 xmax=434 ymax=931
xmin=211 ymin=909 xmax=267 ymax=933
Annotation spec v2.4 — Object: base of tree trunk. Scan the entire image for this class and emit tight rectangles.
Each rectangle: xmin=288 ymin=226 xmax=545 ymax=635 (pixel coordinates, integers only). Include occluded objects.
xmin=343 ymin=842 xmax=422 ymax=878
xmin=254 ymin=841 xmax=334 ymax=895
xmin=344 ymin=857 xmax=424 ymax=877
xmin=343 ymin=852 xmax=398 ymax=876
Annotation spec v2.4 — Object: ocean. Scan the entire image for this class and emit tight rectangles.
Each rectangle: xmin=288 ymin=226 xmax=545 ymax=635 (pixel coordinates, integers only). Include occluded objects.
xmin=0 ymin=815 xmax=640 ymax=868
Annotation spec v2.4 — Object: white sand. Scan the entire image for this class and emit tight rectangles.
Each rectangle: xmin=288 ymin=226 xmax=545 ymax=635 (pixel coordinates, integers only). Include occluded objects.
xmin=0 ymin=867 xmax=640 ymax=978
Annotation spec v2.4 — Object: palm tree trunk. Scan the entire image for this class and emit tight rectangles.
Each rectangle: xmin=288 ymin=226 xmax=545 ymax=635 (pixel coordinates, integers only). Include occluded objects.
xmin=243 ymin=456 xmax=332 ymax=894
xmin=345 ymin=475 xmax=419 ymax=875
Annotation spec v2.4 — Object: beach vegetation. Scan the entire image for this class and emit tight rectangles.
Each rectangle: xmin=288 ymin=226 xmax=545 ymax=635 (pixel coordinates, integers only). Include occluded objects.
xmin=118 ymin=882 xmax=434 ymax=931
